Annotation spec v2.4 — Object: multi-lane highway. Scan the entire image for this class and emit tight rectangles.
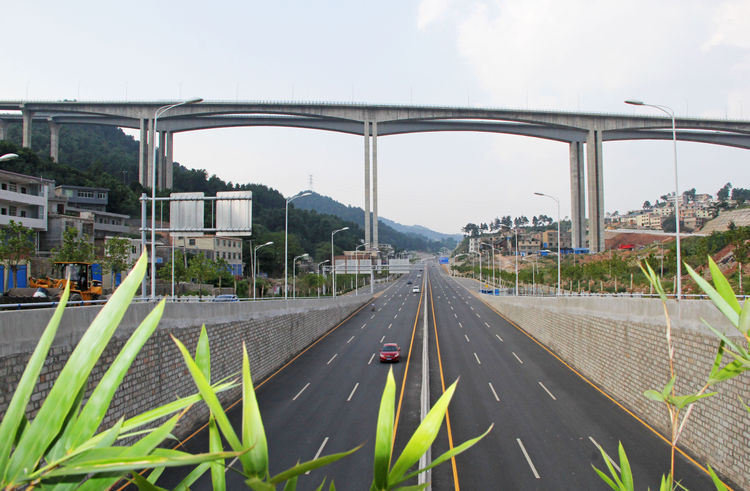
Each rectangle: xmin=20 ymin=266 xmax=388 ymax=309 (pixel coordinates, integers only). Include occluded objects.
xmin=157 ymin=263 xmax=715 ymax=489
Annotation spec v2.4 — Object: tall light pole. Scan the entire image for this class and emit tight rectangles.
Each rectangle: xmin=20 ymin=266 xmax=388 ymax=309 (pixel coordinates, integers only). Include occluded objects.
xmin=355 ymin=242 xmax=366 ymax=295
xmin=534 ymin=192 xmax=561 ymax=296
xmin=285 ymin=191 xmax=312 ymax=300
xmin=317 ymin=259 xmax=329 ymax=297
xmin=481 ymin=242 xmax=496 ymax=293
xmin=515 ymin=226 xmax=519 ymax=296
xmin=253 ymin=241 xmax=273 ymax=300
xmin=292 ymin=253 xmax=309 ymax=298
xmin=331 ymin=226 xmax=349 ymax=298
xmin=150 ymin=98 xmax=202 ymax=300
xmin=625 ymin=99 xmax=681 ymax=300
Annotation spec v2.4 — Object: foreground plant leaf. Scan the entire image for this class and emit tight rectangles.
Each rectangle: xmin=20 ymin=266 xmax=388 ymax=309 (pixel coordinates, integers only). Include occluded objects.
xmin=242 ymin=342 xmax=269 ymax=478
xmin=372 ymin=369 xmax=396 ymax=490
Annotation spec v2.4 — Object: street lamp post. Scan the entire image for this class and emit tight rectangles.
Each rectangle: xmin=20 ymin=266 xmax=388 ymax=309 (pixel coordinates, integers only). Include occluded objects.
xmin=626 ymin=99 xmax=681 ymax=300
xmin=285 ymin=191 xmax=312 ymax=300
xmin=534 ymin=192 xmax=561 ymax=296
xmin=331 ymin=226 xmax=349 ymax=298
xmin=481 ymin=242 xmax=496 ymax=293
xmin=317 ymin=259 xmax=330 ymax=297
xmin=253 ymin=241 xmax=273 ymax=300
xmin=292 ymin=253 xmax=309 ymax=298
xmin=150 ymin=98 xmax=202 ymax=300
xmin=355 ymin=243 xmax=366 ymax=295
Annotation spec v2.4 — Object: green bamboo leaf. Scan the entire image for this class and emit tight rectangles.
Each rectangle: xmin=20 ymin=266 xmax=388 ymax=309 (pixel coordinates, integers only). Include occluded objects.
xmin=196 ymin=324 xmax=211 ymax=381
xmin=145 ymin=466 xmax=165 ymax=485
xmin=617 ymin=441 xmax=634 ymax=491
xmin=172 ymin=336 xmax=248 ymax=467
xmin=399 ymin=424 xmax=493 ymax=484
xmin=282 ymin=475 xmax=298 ymax=491
xmin=246 ymin=476 xmax=277 ymax=491
xmin=44 ymin=450 xmax=241 ymax=476
xmin=707 ymin=257 xmax=741 ymax=314
xmin=372 ymin=368 xmax=396 ymax=490
xmin=242 ymin=342 xmax=268 ymax=478
xmin=209 ymin=416 xmax=226 ymax=491
xmin=45 ymin=382 xmax=87 ymax=462
xmin=639 ymin=261 xmax=667 ymax=302
xmin=668 ymin=392 xmax=717 ymax=409
xmin=703 ymin=320 xmax=747 ymax=359
xmin=129 ymin=472 xmax=169 ymax=491
xmin=119 ymin=381 xmax=235 ymax=434
xmin=592 ymin=465 xmax=621 ymax=491
xmin=685 ymin=263 xmax=739 ymax=327
xmin=660 ymin=376 xmax=676 ymax=398
xmin=644 ymin=390 xmax=666 ymax=402
xmin=0 ymin=281 xmax=69 ymax=482
xmin=268 ymin=446 xmax=362 ymax=485
xmin=312 ymin=478 xmax=327 ymax=491
xmin=388 ymin=380 xmax=458 ymax=485
xmin=6 ymin=253 xmax=148 ymax=483
xmin=708 ymin=465 xmax=730 ymax=490
xmin=67 ymin=300 xmax=165 ymax=451
xmin=739 ymin=299 xmax=750 ymax=336
xmin=709 ymin=340 xmax=728 ymax=383
xmin=173 ymin=461 xmax=210 ymax=491
xmin=592 ymin=440 xmax=626 ymax=490
xmin=73 ymin=413 xmax=182 ymax=491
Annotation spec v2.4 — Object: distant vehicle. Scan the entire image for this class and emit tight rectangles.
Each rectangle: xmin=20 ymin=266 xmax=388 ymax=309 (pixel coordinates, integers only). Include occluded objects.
xmin=412 ymin=286 xmax=420 ymax=293
xmin=407 ymin=280 xmax=413 ymax=284
xmin=379 ymin=343 xmax=401 ymax=362
xmin=212 ymin=294 xmax=239 ymax=302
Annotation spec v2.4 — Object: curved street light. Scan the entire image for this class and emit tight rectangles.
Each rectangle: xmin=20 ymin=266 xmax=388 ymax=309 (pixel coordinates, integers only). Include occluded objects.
xmin=355 ymin=242 xmax=366 ymax=295
xmin=534 ymin=192 xmax=561 ymax=296
xmin=0 ymin=153 xmax=19 ymax=162
xmin=331 ymin=226 xmax=349 ymax=297
xmin=285 ymin=191 xmax=312 ymax=300
xmin=625 ymin=99 xmax=681 ymax=301
xmin=292 ymin=253 xmax=309 ymax=298
xmin=253 ymin=241 xmax=274 ymax=300
xmin=150 ymin=98 xmax=202 ymax=300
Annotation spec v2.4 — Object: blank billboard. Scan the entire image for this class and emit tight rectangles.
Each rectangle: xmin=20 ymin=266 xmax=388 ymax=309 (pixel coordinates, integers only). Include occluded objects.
xmin=170 ymin=192 xmax=204 ymax=237
xmin=216 ymin=191 xmax=252 ymax=236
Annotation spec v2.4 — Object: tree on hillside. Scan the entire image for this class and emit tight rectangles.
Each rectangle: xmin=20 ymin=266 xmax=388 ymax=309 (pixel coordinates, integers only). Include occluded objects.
xmin=501 ymin=216 xmax=512 ymax=229
xmin=643 ymin=200 xmax=652 ymax=209
xmin=718 ymin=182 xmax=732 ymax=202
xmin=684 ymin=188 xmax=696 ymax=202
xmin=731 ymin=187 xmax=750 ymax=204
xmin=462 ymin=223 xmax=479 ymax=236
xmin=0 ymin=220 xmax=35 ymax=290
xmin=52 ymin=227 xmax=95 ymax=263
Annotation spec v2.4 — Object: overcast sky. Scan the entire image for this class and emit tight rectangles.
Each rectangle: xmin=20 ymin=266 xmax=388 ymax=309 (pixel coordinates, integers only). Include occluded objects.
xmin=3 ymin=1 xmax=749 ymax=234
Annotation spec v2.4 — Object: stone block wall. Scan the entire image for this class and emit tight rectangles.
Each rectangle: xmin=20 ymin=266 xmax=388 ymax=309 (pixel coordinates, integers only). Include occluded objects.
xmin=479 ymin=294 xmax=749 ymax=489
xmin=0 ymin=295 xmax=371 ymax=442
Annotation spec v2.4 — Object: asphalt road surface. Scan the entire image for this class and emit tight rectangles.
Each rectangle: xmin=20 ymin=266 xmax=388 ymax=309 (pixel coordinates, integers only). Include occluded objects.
xmin=155 ymin=264 xmax=718 ymax=490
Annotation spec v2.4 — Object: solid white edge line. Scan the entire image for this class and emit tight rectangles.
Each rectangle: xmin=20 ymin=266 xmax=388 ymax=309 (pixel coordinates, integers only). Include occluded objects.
xmin=347 ymin=336 xmax=355 ymax=344
xmin=305 ymin=437 xmax=330 ymax=475
xmin=538 ymin=381 xmax=557 ymax=400
xmin=327 ymin=353 xmax=337 ymax=365
xmin=488 ymin=382 xmax=500 ymax=402
xmin=368 ymin=353 xmax=376 ymax=365
xmin=347 ymin=382 xmax=359 ymax=402
xmin=512 ymin=352 xmax=524 ymax=364
xmin=419 ymin=270 xmax=431 ymax=487
xmin=517 ymin=438 xmax=540 ymax=479
xmin=293 ymin=382 xmax=310 ymax=401
xmin=474 ymin=352 xmax=481 ymax=365
xmin=589 ymin=436 xmax=621 ymax=472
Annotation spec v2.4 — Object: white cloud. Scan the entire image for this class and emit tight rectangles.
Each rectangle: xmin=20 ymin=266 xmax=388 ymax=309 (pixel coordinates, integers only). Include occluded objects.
xmin=417 ymin=0 xmax=450 ymax=31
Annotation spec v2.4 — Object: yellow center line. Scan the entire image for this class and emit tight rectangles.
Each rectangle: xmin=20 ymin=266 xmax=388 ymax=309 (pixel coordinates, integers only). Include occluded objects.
xmin=429 ymin=270 xmax=461 ymax=490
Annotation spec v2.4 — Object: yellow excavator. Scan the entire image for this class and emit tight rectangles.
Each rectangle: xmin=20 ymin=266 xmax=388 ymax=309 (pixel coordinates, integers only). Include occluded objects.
xmin=26 ymin=262 xmax=103 ymax=301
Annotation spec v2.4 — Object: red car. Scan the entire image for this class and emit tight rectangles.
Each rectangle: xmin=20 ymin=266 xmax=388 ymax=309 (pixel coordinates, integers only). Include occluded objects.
xmin=379 ymin=343 xmax=401 ymax=363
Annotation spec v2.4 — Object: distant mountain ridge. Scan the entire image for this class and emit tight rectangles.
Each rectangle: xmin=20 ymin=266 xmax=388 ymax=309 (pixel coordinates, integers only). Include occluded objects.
xmin=293 ymin=192 xmax=459 ymax=251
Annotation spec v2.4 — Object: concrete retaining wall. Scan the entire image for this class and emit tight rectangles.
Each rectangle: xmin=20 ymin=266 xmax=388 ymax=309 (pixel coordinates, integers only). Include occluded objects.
xmin=0 ymin=295 xmax=372 ymax=440
xmin=477 ymin=292 xmax=749 ymax=488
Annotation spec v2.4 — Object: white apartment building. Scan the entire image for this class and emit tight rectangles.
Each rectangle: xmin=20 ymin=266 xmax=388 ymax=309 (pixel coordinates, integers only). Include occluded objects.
xmin=0 ymin=169 xmax=51 ymax=235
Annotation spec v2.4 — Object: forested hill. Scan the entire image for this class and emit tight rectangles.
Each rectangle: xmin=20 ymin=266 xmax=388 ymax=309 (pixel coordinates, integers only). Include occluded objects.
xmin=293 ymin=192 xmax=458 ymax=251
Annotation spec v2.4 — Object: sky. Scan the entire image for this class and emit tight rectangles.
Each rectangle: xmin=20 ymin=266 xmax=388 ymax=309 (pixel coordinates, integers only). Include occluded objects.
xmin=3 ymin=0 xmax=750 ymax=235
